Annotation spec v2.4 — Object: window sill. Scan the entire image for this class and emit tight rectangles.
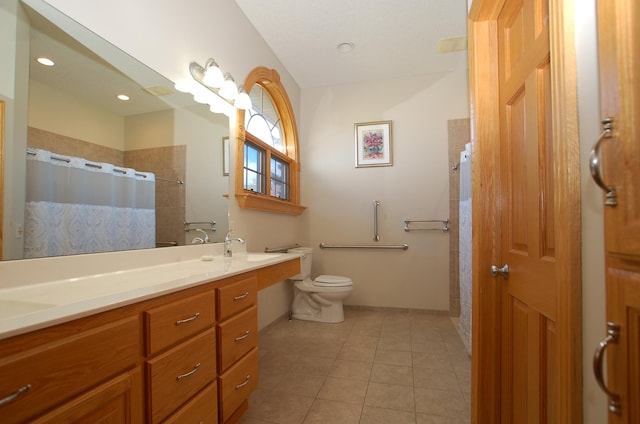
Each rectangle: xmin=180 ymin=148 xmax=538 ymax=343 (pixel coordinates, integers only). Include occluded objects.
xmin=235 ymin=193 xmax=306 ymax=216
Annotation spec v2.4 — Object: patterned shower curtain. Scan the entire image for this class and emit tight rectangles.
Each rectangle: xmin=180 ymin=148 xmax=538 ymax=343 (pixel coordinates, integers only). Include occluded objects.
xmin=24 ymin=148 xmax=156 ymax=258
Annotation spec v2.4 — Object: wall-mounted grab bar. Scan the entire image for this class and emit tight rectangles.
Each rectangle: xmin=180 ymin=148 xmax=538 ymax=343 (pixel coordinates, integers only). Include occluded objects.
xmin=403 ymin=218 xmax=449 ymax=232
xmin=264 ymin=243 xmax=300 ymax=253
xmin=373 ymin=200 xmax=381 ymax=241
xmin=184 ymin=221 xmax=216 ymax=232
xmin=157 ymin=176 xmax=185 ymax=185
xmin=319 ymin=243 xmax=408 ymax=251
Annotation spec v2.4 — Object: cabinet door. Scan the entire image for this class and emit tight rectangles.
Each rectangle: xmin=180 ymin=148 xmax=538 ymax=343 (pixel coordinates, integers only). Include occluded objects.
xmin=30 ymin=368 xmax=143 ymax=424
xmin=596 ymin=0 xmax=640 ymax=421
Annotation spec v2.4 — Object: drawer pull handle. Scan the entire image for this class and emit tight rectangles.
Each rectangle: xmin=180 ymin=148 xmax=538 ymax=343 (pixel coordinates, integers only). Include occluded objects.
xmin=0 ymin=384 xmax=31 ymax=407
xmin=176 ymin=363 xmax=201 ymax=381
xmin=234 ymin=292 xmax=250 ymax=300
xmin=235 ymin=374 xmax=251 ymax=389
xmin=175 ymin=312 xmax=200 ymax=325
xmin=234 ymin=330 xmax=251 ymax=341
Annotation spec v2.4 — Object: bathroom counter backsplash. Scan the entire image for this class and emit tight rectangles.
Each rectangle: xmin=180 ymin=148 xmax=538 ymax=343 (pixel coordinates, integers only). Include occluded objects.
xmin=0 ymin=243 xmax=300 ymax=340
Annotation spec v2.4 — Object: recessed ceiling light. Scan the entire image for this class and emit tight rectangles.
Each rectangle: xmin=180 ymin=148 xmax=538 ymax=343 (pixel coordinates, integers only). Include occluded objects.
xmin=116 ymin=94 xmax=130 ymax=101
xmin=36 ymin=57 xmax=55 ymax=67
xmin=337 ymin=42 xmax=355 ymax=54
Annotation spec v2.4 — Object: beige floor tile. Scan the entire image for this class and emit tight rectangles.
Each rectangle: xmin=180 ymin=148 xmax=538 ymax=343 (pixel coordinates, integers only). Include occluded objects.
xmin=378 ymin=336 xmax=412 ymax=351
xmin=416 ymin=413 xmax=470 ymax=424
xmin=246 ymin=389 xmax=315 ymax=424
xmin=413 ymin=367 xmax=460 ymax=391
xmin=302 ymin=399 xmax=362 ymax=424
xmin=316 ymin=376 xmax=369 ymax=404
xmin=291 ymin=355 xmax=335 ymax=376
xmin=258 ymin=371 xmax=326 ymax=397
xmin=414 ymin=388 xmax=469 ymax=419
xmin=344 ymin=334 xmax=379 ymax=349
xmin=412 ymin=351 xmax=454 ymax=370
xmin=371 ymin=363 xmax=414 ymax=386
xmin=360 ymin=406 xmax=417 ymax=424
xmin=337 ymin=345 xmax=376 ymax=363
xmin=364 ymin=382 xmax=415 ymax=411
xmin=374 ymin=349 xmax=413 ymax=367
xmin=329 ymin=359 xmax=372 ymax=381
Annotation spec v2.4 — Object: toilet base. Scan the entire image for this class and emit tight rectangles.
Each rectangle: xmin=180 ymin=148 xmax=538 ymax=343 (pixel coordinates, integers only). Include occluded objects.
xmin=291 ymin=287 xmax=347 ymax=323
xmin=292 ymin=307 xmax=344 ymax=324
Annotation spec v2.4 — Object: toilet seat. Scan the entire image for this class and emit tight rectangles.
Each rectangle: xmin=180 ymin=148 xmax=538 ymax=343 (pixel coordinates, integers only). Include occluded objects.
xmin=313 ymin=274 xmax=353 ymax=287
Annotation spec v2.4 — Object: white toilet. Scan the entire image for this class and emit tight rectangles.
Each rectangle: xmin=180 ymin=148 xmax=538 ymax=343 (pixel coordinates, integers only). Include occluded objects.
xmin=288 ymin=247 xmax=353 ymax=323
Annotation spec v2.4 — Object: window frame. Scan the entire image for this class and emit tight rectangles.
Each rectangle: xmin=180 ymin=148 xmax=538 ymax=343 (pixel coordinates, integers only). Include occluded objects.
xmin=234 ymin=67 xmax=305 ymax=215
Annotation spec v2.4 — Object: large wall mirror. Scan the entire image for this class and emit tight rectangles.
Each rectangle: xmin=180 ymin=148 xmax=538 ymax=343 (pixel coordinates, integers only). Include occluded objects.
xmin=1 ymin=0 xmax=230 ymax=260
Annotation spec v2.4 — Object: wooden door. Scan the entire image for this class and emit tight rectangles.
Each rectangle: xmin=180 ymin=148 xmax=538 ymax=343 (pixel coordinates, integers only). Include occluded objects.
xmin=595 ymin=0 xmax=640 ymax=421
xmin=469 ymin=0 xmax=582 ymax=422
xmin=497 ymin=1 xmax=556 ymax=421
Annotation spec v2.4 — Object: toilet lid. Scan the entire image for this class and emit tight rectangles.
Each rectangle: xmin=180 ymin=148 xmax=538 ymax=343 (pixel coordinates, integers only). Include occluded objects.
xmin=313 ymin=274 xmax=353 ymax=287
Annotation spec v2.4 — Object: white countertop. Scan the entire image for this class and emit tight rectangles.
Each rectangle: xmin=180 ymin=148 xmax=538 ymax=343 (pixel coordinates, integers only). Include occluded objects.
xmin=0 ymin=249 xmax=300 ymax=340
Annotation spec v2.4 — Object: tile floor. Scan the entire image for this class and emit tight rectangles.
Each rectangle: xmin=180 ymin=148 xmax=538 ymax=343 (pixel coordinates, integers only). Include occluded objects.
xmin=239 ymin=307 xmax=471 ymax=424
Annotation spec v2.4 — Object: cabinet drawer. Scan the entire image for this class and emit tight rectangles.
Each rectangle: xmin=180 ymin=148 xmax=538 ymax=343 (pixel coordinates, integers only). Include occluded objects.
xmin=146 ymin=327 xmax=216 ymax=423
xmin=145 ymin=290 xmax=215 ymax=355
xmin=217 ymin=305 xmax=258 ymax=372
xmin=0 ymin=316 xmax=140 ymax=424
xmin=218 ymin=347 xmax=259 ymax=423
xmin=162 ymin=382 xmax=218 ymax=424
xmin=216 ymin=275 xmax=257 ymax=321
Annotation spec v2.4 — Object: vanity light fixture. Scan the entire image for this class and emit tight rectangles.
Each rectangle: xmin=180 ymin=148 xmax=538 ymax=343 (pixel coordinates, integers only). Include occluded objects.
xmin=234 ymin=85 xmax=252 ymax=110
xmin=180 ymin=58 xmax=252 ymax=116
xmin=219 ymin=73 xmax=239 ymax=100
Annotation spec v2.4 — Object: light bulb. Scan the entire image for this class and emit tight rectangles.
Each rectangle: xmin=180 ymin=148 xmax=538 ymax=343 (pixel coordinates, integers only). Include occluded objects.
xmin=202 ymin=59 xmax=224 ymax=88
xmin=234 ymin=86 xmax=252 ymax=110
xmin=219 ymin=73 xmax=238 ymax=100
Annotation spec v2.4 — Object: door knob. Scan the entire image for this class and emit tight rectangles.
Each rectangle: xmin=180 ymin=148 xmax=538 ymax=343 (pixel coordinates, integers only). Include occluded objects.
xmin=490 ymin=264 xmax=509 ymax=279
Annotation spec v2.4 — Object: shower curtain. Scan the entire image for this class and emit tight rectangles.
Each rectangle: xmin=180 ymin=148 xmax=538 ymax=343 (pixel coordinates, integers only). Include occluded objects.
xmin=459 ymin=144 xmax=472 ymax=353
xmin=24 ymin=148 xmax=156 ymax=258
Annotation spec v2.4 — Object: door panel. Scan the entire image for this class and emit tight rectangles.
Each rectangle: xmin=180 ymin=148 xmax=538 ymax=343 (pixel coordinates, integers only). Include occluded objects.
xmin=498 ymin=0 xmax=556 ymax=421
xmin=597 ymin=0 xmax=640 ymax=421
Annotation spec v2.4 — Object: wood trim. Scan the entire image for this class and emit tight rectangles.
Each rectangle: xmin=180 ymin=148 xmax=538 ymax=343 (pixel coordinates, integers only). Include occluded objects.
xmin=0 ymin=100 xmax=4 ymax=260
xmin=468 ymin=7 xmax=503 ymax=423
xmin=469 ymin=0 xmax=582 ymax=421
xmin=234 ymin=67 xmax=305 ymax=213
xmin=548 ymin=0 xmax=582 ymax=421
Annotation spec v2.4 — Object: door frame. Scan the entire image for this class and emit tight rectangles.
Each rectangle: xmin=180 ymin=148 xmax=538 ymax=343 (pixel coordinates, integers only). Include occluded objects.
xmin=468 ymin=0 xmax=582 ymax=421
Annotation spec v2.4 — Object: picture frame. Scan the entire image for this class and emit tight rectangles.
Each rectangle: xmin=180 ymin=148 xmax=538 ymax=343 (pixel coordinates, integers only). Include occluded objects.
xmin=354 ymin=120 xmax=393 ymax=167
xmin=222 ymin=136 xmax=230 ymax=176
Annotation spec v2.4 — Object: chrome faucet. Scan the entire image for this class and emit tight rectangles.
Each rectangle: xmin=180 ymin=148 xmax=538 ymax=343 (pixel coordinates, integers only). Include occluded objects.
xmin=224 ymin=230 xmax=245 ymax=257
xmin=192 ymin=229 xmax=209 ymax=244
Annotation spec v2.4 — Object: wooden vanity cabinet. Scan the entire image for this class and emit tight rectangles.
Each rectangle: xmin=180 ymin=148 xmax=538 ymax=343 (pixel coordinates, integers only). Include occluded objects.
xmin=0 ymin=308 xmax=142 ymax=424
xmin=0 ymin=258 xmax=300 ymax=424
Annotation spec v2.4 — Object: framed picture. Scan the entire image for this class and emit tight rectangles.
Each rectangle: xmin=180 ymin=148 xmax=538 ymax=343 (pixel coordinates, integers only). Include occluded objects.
xmin=222 ymin=136 xmax=230 ymax=176
xmin=354 ymin=120 xmax=393 ymax=167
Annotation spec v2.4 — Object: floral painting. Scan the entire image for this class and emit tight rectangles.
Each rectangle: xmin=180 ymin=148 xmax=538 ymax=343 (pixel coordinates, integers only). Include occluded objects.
xmin=355 ymin=121 xmax=393 ymax=167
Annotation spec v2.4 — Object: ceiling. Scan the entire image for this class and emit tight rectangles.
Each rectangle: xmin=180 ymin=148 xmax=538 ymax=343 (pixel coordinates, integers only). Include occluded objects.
xmin=233 ymin=0 xmax=469 ymax=88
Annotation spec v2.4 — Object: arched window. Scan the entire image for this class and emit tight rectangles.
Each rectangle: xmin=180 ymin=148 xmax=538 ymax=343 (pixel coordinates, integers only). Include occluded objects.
xmin=234 ymin=67 xmax=305 ymax=215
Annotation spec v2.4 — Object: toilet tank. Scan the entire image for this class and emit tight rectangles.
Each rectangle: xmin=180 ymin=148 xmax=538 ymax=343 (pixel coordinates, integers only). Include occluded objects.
xmin=287 ymin=247 xmax=313 ymax=280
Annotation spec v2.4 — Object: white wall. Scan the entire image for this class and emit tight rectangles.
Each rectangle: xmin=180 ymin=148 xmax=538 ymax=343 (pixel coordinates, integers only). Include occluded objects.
xmin=29 ymin=79 xmax=126 ymax=149
xmin=300 ymin=68 xmax=469 ymax=310
xmin=575 ymin=1 xmax=607 ymax=422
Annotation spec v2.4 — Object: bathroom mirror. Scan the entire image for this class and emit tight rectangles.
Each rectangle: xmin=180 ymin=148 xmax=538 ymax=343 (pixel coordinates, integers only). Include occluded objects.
xmin=2 ymin=1 xmax=230 ymax=260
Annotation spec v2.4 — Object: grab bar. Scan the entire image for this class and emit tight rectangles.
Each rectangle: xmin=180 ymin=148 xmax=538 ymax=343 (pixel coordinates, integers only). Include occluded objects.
xmin=319 ymin=243 xmax=408 ymax=251
xmin=184 ymin=221 xmax=216 ymax=232
xmin=403 ymin=218 xmax=449 ymax=232
xmin=373 ymin=200 xmax=381 ymax=241
xmin=264 ymin=243 xmax=300 ymax=253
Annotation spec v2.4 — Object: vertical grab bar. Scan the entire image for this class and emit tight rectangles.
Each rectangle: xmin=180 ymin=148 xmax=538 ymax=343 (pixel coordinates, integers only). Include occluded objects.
xmin=373 ymin=200 xmax=381 ymax=241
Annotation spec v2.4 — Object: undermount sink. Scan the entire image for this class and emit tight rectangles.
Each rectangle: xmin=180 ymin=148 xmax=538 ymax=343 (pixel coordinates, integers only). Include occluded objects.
xmin=243 ymin=253 xmax=284 ymax=262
